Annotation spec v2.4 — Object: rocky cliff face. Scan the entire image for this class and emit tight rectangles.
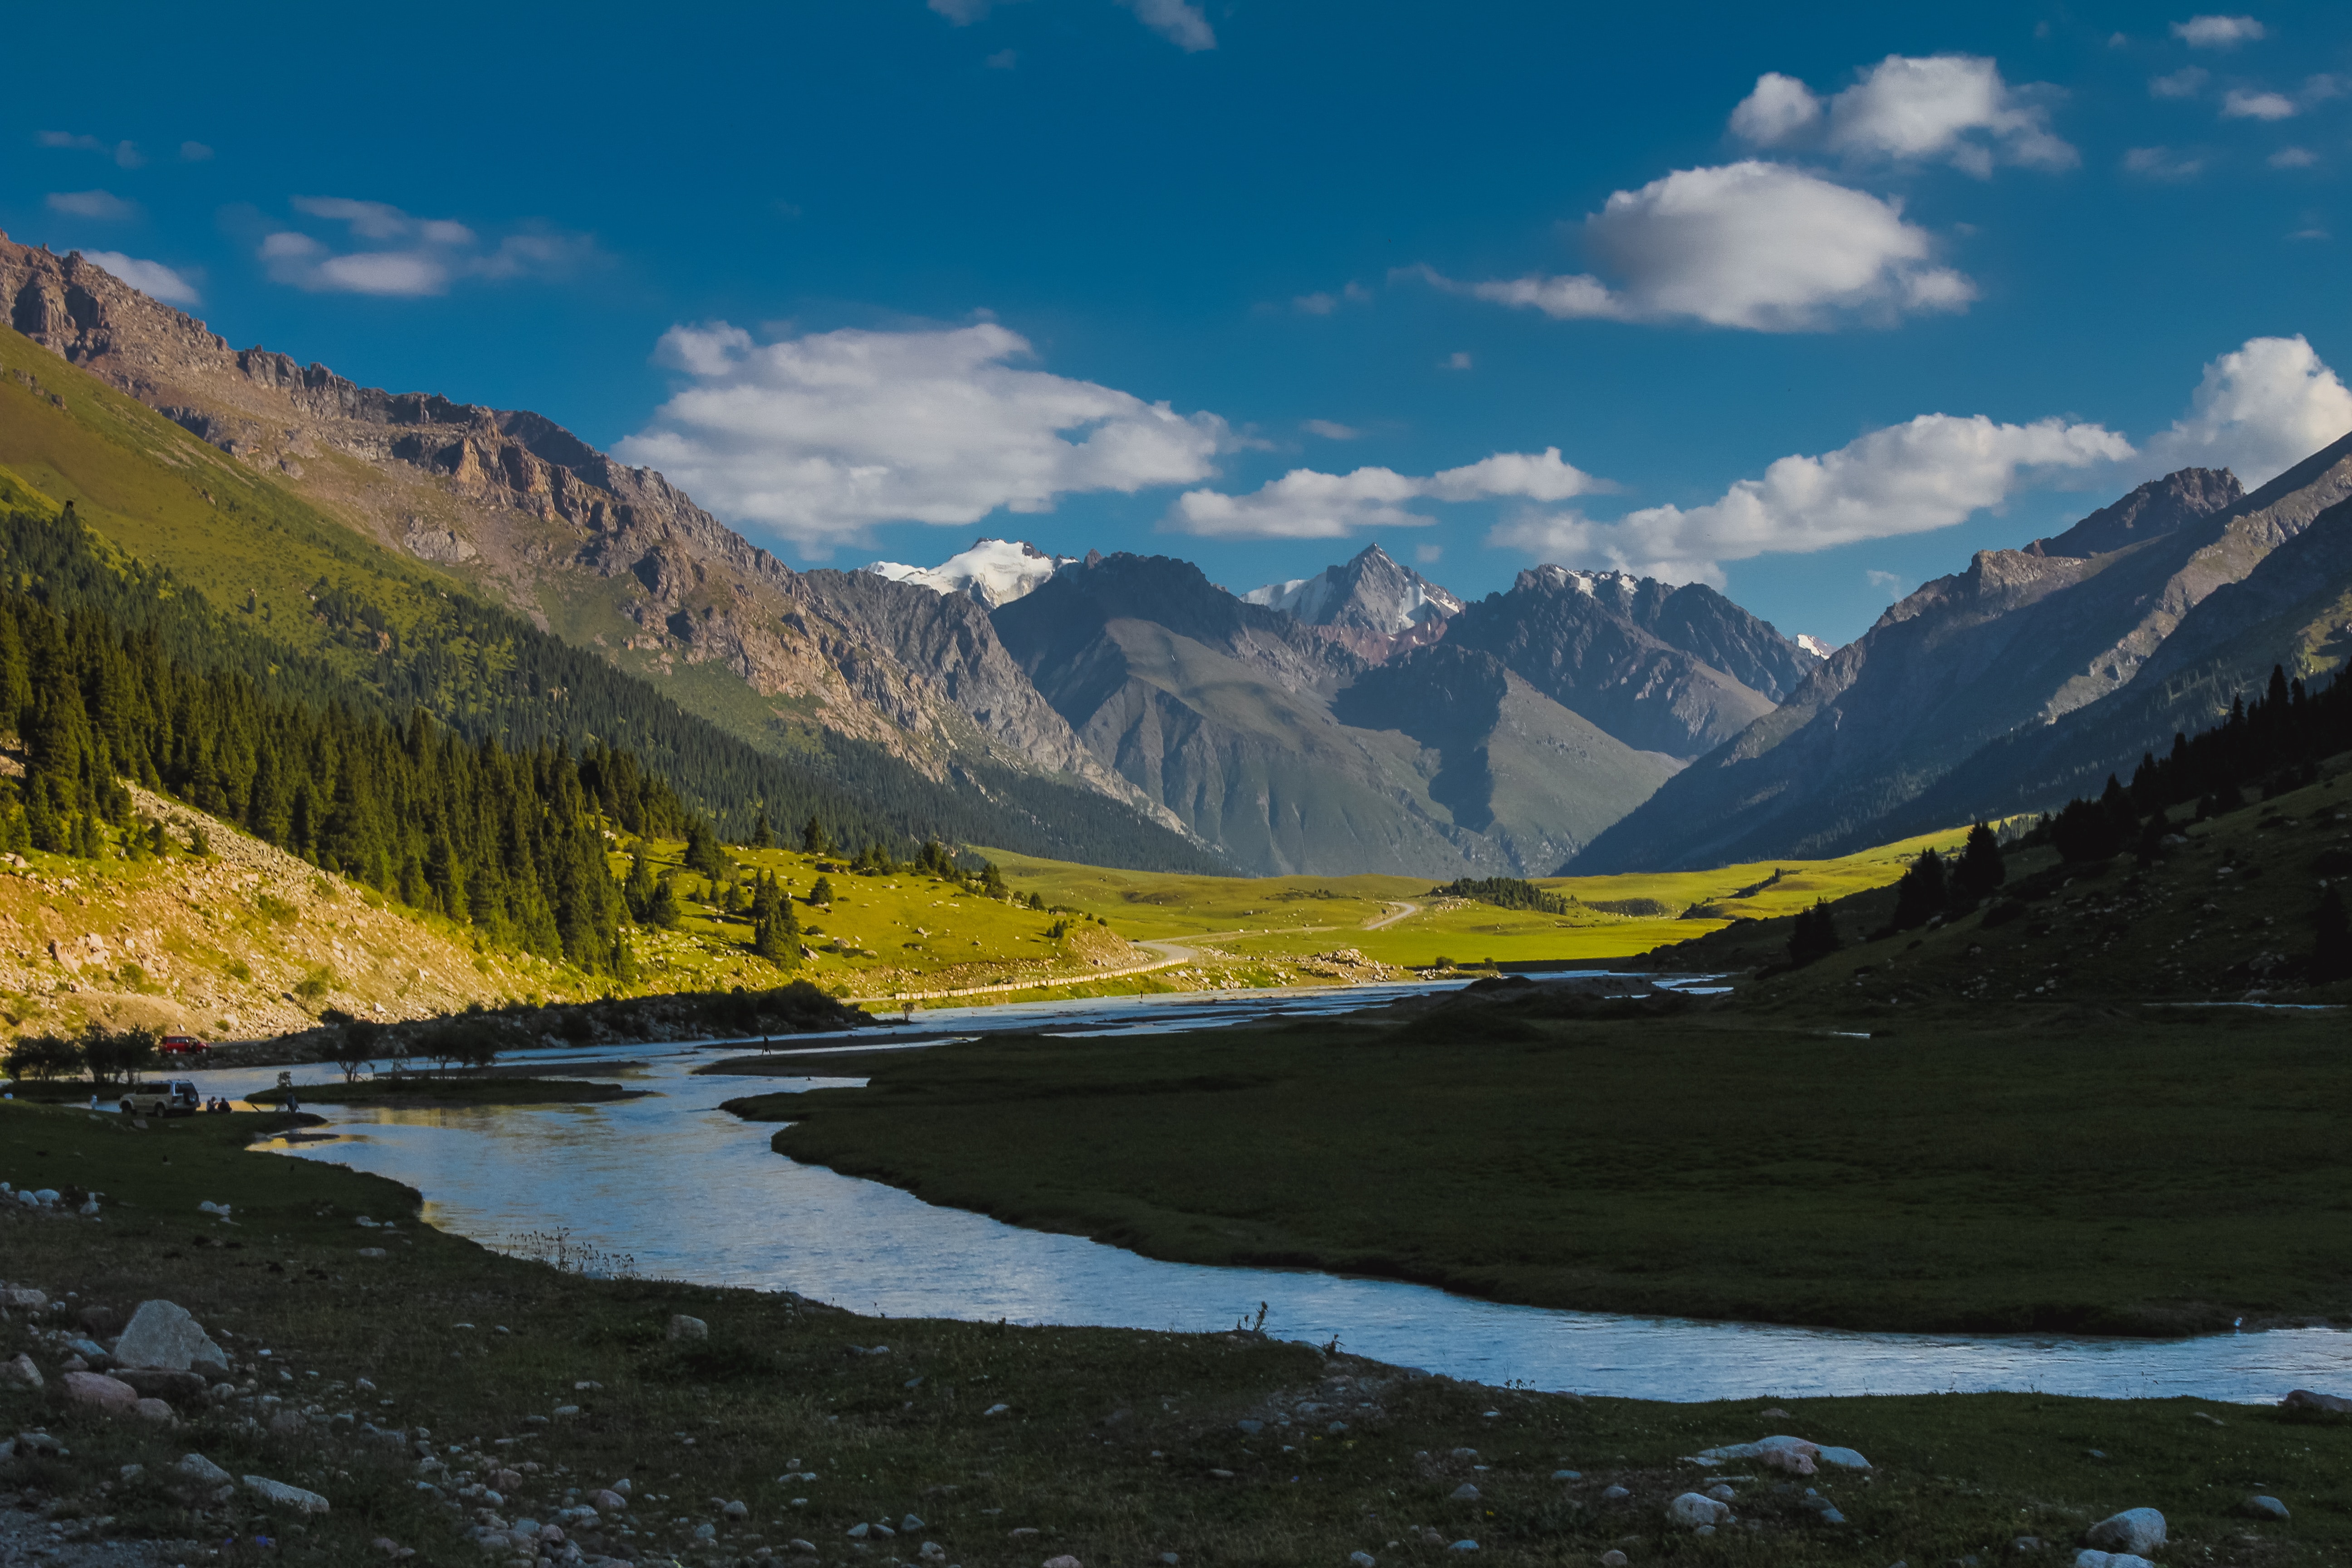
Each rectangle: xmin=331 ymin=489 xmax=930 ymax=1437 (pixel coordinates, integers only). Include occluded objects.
xmin=0 ymin=234 xmax=1165 ymax=824
xmin=1572 ymin=452 xmax=2352 ymax=871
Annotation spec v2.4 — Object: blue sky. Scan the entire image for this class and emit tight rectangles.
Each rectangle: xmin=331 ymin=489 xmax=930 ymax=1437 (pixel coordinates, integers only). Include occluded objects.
xmin=8 ymin=2 xmax=2352 ymax=644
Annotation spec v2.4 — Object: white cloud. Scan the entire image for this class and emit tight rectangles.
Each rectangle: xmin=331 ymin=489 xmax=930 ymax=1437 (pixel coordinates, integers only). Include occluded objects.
xmin=2271 ymin=146 xmax=2318 ymax=167
xmin=1489 ymin=414 xmax=2130 ymax=584
xmin=258 ymin=198 xmax=593 ymax=297
xmin=2172 ymin=15 xmax=2266 ymax=47
xmin=985 ymin=48 xmax=1018 ymax=68
xmin=1865 ymin=569 xmax=1907 ymax=594
xmin=2150 ymin=66 xmax=2210 ymax=98
xmin=1114 ymin=0 xmax=1214 ymax=51
xmin=1293 ymin=281 xmax=1371 ymax=315
xmin=38 ymin=131 xmax=142 ymax=168
xmin=46 ymin=190 xmax=137 ymax=220
xmin=2222 ymin=88 xmax=2297 ymax=119
xmin=1727 ymin=73 xmax=1822 ymax=143
xmin=2144 ymin=334 xmax=2352 ymax=487
xmin=616 ymin=320 xmax=1231 ymax=550
xmin=927 ymin=0 xmax=1000 ymax=20
xmin=1168 ymin=448 xmax=1607 ymax=540
xmin=179 ymin=141 xmax=213 ymax=162
xmin=2124 ymin=145 xmax=2209 ymax=179
xmin=1303 ymin=419 xmax=1359 ymax=440
xmin=1729 ymin=55 xmax=2075 ymax=176
xmin=79 ymin=251 xmax=200 ymax=306
xmin=1441 ymin=351 xmax=1473 ymax=370
xmin=1419 ymin=162 xmax=1974 ymax=332
xmin=1413 ymin=544 xmax=1443 ymax=565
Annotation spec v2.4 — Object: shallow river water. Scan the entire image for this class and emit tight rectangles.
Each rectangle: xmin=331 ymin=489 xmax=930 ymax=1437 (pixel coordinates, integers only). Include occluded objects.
xmin=170 ymin=978 xmax=2352 ymax=1405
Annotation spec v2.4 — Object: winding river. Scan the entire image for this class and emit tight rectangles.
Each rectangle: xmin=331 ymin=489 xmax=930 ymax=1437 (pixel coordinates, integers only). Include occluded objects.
xmin=170 ymin=978 xmax=2352 ymax=1405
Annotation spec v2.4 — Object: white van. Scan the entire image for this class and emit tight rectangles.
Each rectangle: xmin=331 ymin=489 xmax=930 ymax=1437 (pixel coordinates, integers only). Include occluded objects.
xmin=120 ymin=1079 xmax=201 ymax=1117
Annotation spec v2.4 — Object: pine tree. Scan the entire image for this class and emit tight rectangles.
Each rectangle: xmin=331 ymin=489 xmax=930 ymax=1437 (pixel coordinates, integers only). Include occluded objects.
xmin=1787 ymin=898 xmax=1840 ymax=965
xmin=1951 ymin=822 xmax=2006 ymax=903
xmin=808 ymin=875 xmax=834 ymax=908
xmin=750 ymin=808 xmax=774 ymax=849
xmin=1889 ymin=849 xmax=1948 ymax=930
xmin=802 ymin=815 xmax=832 ymax=855
xmin=2315 ymin=888 xmax=2352 ymax=984
xmin=645 ymin=875 xmax=682 ymax=930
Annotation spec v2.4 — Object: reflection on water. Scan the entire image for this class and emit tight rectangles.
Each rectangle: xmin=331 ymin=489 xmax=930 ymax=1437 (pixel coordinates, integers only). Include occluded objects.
xmin=193 ymin=979 xmax=2352 ymax=1404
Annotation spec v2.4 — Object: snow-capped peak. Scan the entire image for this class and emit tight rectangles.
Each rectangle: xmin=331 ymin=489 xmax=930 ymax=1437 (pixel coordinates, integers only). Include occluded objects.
xmin=1794 ymin=634 xmax=1836 ymax=659
xmin=861 ymin=538 xmax=1078 ymax=609
xmin=1242 ymin=544 xmax=1462 ymax=635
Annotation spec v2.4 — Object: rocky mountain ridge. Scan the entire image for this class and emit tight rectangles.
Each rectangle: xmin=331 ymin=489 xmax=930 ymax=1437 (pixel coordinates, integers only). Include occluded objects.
xmin=0 ymin=234 xmax=1181 ymax=840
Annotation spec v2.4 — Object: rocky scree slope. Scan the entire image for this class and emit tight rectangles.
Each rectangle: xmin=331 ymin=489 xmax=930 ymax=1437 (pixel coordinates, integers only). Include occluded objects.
xmin=1577 ymin=455 xmax=2352 ymax=871
xmin=0 ymin=236 xmax=1165 ymax=830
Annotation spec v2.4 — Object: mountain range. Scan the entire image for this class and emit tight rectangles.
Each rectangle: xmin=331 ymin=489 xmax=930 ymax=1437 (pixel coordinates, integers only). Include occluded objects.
xmin=9 ymin=233 xmax=2351 ymax=879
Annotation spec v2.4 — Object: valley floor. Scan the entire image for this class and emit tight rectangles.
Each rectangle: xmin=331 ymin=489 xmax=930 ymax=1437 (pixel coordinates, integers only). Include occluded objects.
xmin=1 ymin=1099 xmax=2344 ymax=1567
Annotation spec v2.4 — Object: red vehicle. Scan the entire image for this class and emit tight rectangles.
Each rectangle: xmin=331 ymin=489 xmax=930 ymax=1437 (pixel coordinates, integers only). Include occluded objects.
xmin=159 ymin=1033 xmax=211 ymax=1058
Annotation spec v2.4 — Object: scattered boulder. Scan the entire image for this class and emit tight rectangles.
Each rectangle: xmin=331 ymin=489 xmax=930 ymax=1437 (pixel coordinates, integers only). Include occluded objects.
xmin=1598 ymin=1554 xmax=1628 ymax=1568
xmin=115 ymin=1300 xmax=230 ymax=1377
xmin=591 ymin=1489 xmax=627 ymax=1512
xmin=176 ymin=1454 xmax=234 ymax=1486
xmin=2 ymin=1353 xmax=40 ymax=1390
xmin=1815 ymin=1445 xmax=1872 ymax=1470
xmin=118 ymin=1367 xmax=207 ymax=1403
xmin=0 ymin=1287 xmax=47 ymax=1309
xmin=2280 ymin=1388 xmax=2352 ymax=1414
xmin=2083 ymin=1509 xmax=2165 ymax=1556
xmin=1449 ymin=1483 xmax=1480 ymax=1502
xmin=723 ymin=1499 xmax=749 ymax=1519
xmin=132 ymin=1397 xmax=175 ymax=1423
xmin=1350 ymin=1554 xmax=1377 ymax=1568
xmin=63 ymin=1370 xmax=141 ymax=1413
xmin=666 ymin=1314 xmax=709 ymax=1341
xmin=1044 ymin=1558 xmax=1085 ymax=1568
xmin=2074 ymin=1554 xmax=2154 ymax=1568
xmin=243 ymin=1475 xmax=331 ymax=1513
xmin=2242 ymin=1495 xmax=2289 ymax=1520
xmin=1670 ymin=1493 xmax=1733 ymax=1529
xmin=1600 ymin=1485 xmax=1630 ymax=1502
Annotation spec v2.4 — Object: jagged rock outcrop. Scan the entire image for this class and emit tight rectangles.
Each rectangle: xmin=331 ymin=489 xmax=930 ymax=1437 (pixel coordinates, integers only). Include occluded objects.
xmin=0 ymin=233 xmax=1164 ymax=823
xmin=1576 ymin=449 xmax=2352 ymax=871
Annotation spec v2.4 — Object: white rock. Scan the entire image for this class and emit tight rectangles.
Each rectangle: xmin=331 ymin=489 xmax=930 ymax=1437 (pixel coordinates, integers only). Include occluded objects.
xmin=243 ymin=1475 xmax=330 ymax=1513
xmin=1670 ymin=1492 xmax=1733 ymax=1528
xmin=2084 ymin=1509 xmax=2166 ymax=1556
xmin=116 ymin=1300 xmax=230 ymax=1377
xmin=1350 ymin=1554 xmax=1377 ymax=1568
xmin=1814 ymin=1444 xmax=1872 ymax=1470
xmin=177 ymin=1454 xmax=234 ymax=1486
xmin=1448 ymin=1483 xmax=1480 ymax=1501
xmin=665 ymin=1314 xmax=708 ymax=1341
xmin=2075 ymin=1553 xmax=2155 ymax=1568
xmin=3 ymin=1352 xmax=40 ymax=1390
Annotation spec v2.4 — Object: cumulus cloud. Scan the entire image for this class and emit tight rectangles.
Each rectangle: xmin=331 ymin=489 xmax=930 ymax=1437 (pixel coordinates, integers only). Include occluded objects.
xmin=616 ymin=320 xmax=1231 ymax=550
xmin=2270 ymin=146 xmax=2318 ymax=167
xmin=2149 ymin=66 xmax=2209 ymax=98
xmin=2222 ymin=88 xmax=2298 ymax=119
xmin=1114 ymin=0 xmax=1214 ymax=51
xmin=2172 ymin=15 xmax=2265 ymax=47
xmin=1489 ymin=415 xmax=2129 ymax=584
xmin=79 ymin=252 xmax=200 ymax=306
xmin=1416 ymin=162 xmax=1973 ymax=332
xmin=1303 ymin=419 xmax=1359 ymax=440
xmin=2144 ymin=334 xmax=2352 ymax=487
xmin=258 ymin=197 xmax=596 ymax=296
xmin=1728 ymin=54 xmax=2075 ymax=176
xmin=1168 ymin=448 xmax=1607 ymax=539
xmin=46 ymin=190 xmax=137 ymax=220
xmin=37 ymin=131 xmax=142 ymax=168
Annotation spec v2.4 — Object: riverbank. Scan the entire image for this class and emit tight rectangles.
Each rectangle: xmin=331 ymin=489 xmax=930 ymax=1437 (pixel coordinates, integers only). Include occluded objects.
xmin=2 ymin=1098 xmax=2344 ymax=1566
xmin=729 ymin=995 xmax=2352 ymax=1338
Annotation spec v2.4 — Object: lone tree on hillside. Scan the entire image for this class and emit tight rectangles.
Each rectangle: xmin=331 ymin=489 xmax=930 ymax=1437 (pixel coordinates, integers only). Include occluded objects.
xmin=802 ymin=815 xmax=833 ymax=855
xmin=750 ymin=808 xmax=774 ymax=849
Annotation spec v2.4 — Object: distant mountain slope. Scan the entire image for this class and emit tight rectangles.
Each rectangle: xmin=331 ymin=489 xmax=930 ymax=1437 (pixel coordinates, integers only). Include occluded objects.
xmin=0 ymin=235 xmax=1210 ymax=870
xmin=994 ymin=554 xmax=1669 ymax=876
xmin=1440 ymin=567 xmax=1801 ymax=759
xmin=1577 ymin=449 xmax=2352 ymax=872
xmin=862 ymin=537 xmax=1077 ymax=608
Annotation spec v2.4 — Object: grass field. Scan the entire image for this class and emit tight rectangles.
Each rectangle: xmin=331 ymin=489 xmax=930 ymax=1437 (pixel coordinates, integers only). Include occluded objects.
xmin=984 ymin=825 xmax=1984 ymax=969
xmin=736 ymin=999 xmax=2352 ymax=1338
xmin=2 ymin=1098 xmax=2346 ymax=1566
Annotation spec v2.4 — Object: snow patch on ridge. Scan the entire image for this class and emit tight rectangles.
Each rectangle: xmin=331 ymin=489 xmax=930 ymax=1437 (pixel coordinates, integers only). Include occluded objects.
xmin=862 ymin=537 xmax=1078 ymax=608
